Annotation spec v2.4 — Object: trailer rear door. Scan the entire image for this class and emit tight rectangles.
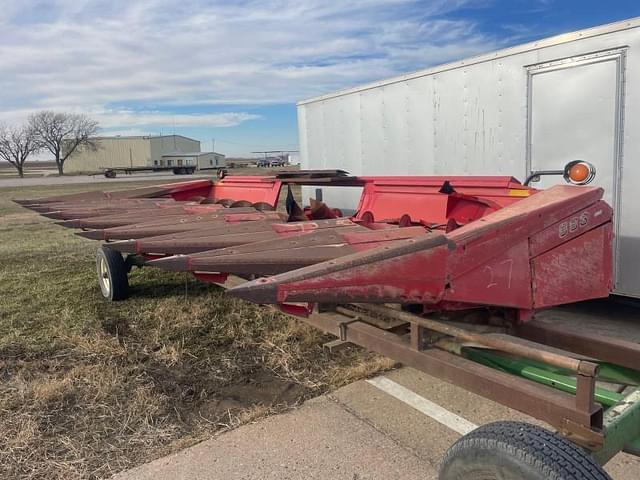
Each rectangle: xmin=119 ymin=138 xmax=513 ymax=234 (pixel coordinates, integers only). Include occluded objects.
xmin=526 ymin=50 xmax=627 ymax=294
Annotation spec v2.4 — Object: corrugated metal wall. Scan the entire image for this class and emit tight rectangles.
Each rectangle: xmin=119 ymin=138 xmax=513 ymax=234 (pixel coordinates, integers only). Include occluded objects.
xmin=65 ymin=135 xmax=201 ymax=172
xmin=150 ymin=136 xmax=200 ymax=161
xmin=65 ymin=138 xmax=151 ymax=172
xmin=196 ymin=153 xmax=226 ymax=169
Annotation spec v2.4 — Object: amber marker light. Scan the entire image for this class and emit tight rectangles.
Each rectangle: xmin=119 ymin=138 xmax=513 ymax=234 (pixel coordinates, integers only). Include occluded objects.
xmin=563 ymin=160 xmax=596 ymax=185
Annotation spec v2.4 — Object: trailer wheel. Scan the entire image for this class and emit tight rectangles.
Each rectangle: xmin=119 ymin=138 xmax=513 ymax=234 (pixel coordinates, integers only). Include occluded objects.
xmin=439 ymin=421 xmax=610 ymax=480
xmin=104 ymin=170 xmax=116 ymax=178
xmin=96 ymin=246 xmax=129 ymax=301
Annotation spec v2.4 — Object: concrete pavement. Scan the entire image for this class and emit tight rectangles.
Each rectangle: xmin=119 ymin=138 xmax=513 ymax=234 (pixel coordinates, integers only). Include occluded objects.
xmin=113 ymin=387 xmax=435 ymax=480
xmin=113 ymin=367 xmax=640 ymax=480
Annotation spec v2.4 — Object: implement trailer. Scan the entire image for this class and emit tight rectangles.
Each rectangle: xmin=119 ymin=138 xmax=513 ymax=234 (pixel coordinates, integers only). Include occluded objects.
xmin=102 ymin=165 xmax=201 ymax=178
xmin=16 ymin=166 xmax=640 ymax=479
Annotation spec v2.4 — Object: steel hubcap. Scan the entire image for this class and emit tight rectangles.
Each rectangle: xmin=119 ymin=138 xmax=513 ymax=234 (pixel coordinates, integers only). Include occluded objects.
xmin=99 ymin=257 xmax=111 ymax=295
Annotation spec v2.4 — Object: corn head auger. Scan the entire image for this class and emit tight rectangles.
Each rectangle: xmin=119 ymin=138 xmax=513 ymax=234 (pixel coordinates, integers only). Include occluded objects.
xmin=15 ymin=169 xmax=640 ymax=479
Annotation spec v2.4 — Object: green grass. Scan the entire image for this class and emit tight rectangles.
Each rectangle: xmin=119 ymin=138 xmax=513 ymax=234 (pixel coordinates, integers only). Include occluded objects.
xmin=0 ymin=181 xmax=395 ymax=480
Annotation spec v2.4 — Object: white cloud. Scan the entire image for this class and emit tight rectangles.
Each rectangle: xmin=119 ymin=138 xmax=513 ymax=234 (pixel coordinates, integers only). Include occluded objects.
xmin=0 ymin=0 xmax=501 ymax=131
xmin=95 ymin=110 xmax=261 ymax=128
xmin=97 ymin=128 xmax=159 ymax=137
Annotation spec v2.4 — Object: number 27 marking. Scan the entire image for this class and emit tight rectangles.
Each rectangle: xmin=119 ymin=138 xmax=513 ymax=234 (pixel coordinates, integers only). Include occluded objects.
xmin=484 ymin=258 xmax=514 ymax=289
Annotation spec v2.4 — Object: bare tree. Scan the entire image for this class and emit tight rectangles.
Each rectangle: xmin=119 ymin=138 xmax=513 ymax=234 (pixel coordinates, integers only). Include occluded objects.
xmin=29 ymin=111 xmax=98 ymax=175
xmin=0 ymin=123 xmax=40 ymax=178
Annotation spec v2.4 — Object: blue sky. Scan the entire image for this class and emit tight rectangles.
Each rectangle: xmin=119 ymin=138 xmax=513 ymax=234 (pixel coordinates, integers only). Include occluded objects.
xmin=0 ymin=0 xmax=638 ymax=157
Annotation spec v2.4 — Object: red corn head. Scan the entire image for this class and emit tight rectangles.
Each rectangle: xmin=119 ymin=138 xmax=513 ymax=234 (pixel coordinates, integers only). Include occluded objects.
xmin=229 ymin=185 xmax=613 ymax=316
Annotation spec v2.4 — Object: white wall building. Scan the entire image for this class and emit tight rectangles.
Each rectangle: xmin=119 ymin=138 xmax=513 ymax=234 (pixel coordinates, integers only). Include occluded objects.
xmin=160 ymin=152 xmax=226 ymax=170
xmin=65 ymin=135 xmax=200 ymax=173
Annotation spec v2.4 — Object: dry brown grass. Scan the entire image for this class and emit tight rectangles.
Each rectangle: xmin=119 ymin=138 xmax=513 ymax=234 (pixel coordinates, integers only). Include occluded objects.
xmin=0 ymin=179 xmax=396 ymax=479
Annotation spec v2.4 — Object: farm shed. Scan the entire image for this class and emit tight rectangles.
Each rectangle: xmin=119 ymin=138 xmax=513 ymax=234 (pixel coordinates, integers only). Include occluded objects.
xmin=64 ymin=135 xmax=201 ymax=173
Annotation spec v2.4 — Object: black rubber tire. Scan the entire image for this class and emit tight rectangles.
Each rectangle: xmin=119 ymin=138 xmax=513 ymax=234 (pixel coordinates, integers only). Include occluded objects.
xmin=96 ymin=246 xmax=129 ymax=301
xmin=439 ymin=421 xmax=610 ymax=480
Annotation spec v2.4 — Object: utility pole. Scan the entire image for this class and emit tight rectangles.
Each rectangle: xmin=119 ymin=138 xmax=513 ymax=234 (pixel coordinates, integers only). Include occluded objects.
xmin=212 ymin=138 xmax=215 ymax=153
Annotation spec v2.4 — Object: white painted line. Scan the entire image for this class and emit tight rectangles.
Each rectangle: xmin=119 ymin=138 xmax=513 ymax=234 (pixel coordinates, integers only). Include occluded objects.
xmin=366 ymin=376 xmax=478 ymax=436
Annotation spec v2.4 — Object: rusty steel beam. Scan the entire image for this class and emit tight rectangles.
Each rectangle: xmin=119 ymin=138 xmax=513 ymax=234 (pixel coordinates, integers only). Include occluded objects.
xmin=69 ymin=208 xmax=203 ymax=230
xmin=37 ymin=197 xmax=181 ymax=211
xmin=515 ymin=321 xmax=640 ymax=371
xmin=301 ymin=312 xmax=603 ymax=446
xmin=356 ymin=304 xmax=599 ymax=375
xmin=124 ymin=218 xmax=361 ymax=257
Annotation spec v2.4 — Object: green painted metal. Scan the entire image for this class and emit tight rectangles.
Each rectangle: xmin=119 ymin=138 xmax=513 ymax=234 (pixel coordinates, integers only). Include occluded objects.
xmin=597 ymin=362 xmax=640 ymax=386
xmin=460 ymin=347 xmax=640 ymax=464
xmin=594 ymin=389 xmax=640 ymax=464
xmin=461 ymin=347 xmax=624 ymax=408
xmin=438 ymin=342 xmax=640 ymax=464
xmin=626 ymin=436 xmax=640 ymax=457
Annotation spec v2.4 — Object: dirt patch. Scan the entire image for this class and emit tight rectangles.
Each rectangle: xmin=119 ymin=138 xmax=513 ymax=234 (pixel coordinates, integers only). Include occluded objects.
xmin=197 ymin=371 xmax=307 ymax=419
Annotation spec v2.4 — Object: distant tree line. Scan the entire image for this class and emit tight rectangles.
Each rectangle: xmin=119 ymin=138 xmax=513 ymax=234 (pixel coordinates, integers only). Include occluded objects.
xmin=0 ymin=111 xmax=98 ymax=177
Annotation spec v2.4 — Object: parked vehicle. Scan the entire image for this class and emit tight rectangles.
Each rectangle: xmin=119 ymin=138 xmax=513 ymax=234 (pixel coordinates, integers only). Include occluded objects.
xmin=103 ymin=166 xmax=196 ymax=178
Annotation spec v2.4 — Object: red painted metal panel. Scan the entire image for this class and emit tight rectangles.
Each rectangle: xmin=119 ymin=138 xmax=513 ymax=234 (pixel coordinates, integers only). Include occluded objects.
xmin=149 ymin=179 xmax=214 ymax=201
xmin=444 ymin=241 xmax=533 ymax=309
xmin=352 ymin=177 xmax=535 ymax=225
xmin=529 ymin=200 xmax=612 ymax=257
xmin=446 ymin=186 xmax=605 ymax=279
xmin=192 ymin=272 xmax=229 ymax=283
xmin=210 ymin=176 xmax=283 ymax=207
xmin=231 ymin=234 xmax=450 ymax=305
xmin=532 ymin=223 xmax=613 ymax=308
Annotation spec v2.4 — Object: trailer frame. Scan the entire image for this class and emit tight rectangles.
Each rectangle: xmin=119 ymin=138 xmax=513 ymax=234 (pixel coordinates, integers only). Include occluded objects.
xmin=102 ymin=165 xmax=199 ymax=178
xmin=212 ymin=274 xmax=640 ymax=466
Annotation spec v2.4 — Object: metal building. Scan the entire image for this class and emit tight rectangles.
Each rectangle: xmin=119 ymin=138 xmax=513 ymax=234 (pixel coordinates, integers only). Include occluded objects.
xmin=297 ymin=16 xmax=640 ymax=299
xmin=160 ymin=151 xmax=226 ymax=170
xmin=65 ymin=135 xmax=201 ymax=173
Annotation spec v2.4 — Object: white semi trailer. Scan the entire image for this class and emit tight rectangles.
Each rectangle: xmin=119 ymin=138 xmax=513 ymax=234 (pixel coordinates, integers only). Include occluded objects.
xmin=296 ymin=17 xmax=640 ymax=299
